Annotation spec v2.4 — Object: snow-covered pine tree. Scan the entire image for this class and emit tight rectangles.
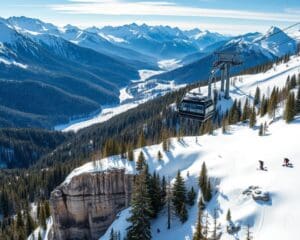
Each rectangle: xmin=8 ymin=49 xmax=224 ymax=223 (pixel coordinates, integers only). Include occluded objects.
xmin=25 ymin=208 xmax=35 ymax=237
xmin=249 ymin=106 xmax=257 ymax=128
xmin=259 ymin=123 xmax=264 ymax=136
xmin=179 ymin=202 xmax=188 ymax=223
xmin=166 ymin=178 xmax=173 ymax=229
xmin=296 ymin=87 xmax=300 ymax=114
xmin=211 ymin=209 xmax=218 ymax=240
xmin=187 ymin=186 xmax=196 ymax=206
xmin=136 ymin=151 xmax=146 ymax=171
xmin=172 ymin=171 xmax=188 ymax=222
xmin=127 ymin=166 xmax=152 ymax=240
xmin=199 ymin=162 xmax=208 ymax=191
xmin=148 ymin=172 xmax=163 ymax=218
xmin=226 ymin=209 xmax=232 ymax=222
xmin=254 ymin=86 xmax=261 ymax=106
xmin=157 ymin=150 xmax=163 ymax=161
xmin=260 ymin=95 xmax=268 ymax=117
xmin=128 ymin=148 xmax=134 ymax=162
xmin=199 ymin=162 xmax=212 ymax=202
xmin=193 ymin=206 xmax=204 ymax=240
xmin=267 ymin=87 xmax=278 ymax=119
xmin=241 ymin=98 xmax=250 ymax=122
xmin=138 ymin=131 xmax=146 ymax=148
xmin=284 ymin=92 xmax=296 ymax=123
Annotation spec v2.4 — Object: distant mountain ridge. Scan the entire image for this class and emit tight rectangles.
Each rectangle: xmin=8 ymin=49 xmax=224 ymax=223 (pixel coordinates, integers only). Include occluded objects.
xmin=149 ymin=27 xmax=297 ymax=84
xmin=0 ymin=16 xmax=298 ymax=129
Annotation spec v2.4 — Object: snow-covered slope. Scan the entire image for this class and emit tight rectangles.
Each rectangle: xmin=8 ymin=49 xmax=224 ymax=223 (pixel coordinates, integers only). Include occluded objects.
xmin=63 ymin=54 xmax=300 ymax=240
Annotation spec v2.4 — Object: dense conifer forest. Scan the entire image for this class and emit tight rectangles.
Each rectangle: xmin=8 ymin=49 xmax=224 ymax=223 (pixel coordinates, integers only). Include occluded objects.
xmin=1 ymin=54 xmax=300 ymax=239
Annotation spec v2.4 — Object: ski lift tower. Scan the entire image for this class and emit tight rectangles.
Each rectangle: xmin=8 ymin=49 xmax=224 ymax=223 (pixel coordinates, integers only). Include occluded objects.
xmin=210 ymin=52 xmax=243 ymax=99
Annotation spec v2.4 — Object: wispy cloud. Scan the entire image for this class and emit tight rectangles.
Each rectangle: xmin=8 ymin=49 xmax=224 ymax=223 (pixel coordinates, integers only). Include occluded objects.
xmin=50 ymin=0 xmax=300 ymax=22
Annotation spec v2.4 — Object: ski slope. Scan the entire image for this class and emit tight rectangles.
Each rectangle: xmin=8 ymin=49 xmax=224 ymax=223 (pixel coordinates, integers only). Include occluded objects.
xmin=66 ymin=118 xmax=300 ymax=240
xmin=62 ymin=54 xmax=300 ymax=240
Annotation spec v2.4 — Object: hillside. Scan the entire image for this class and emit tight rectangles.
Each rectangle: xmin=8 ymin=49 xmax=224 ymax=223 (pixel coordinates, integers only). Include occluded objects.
xmin=0 ymin=128 xmax=72 ymax=168
xmin=0 ymin=18 xmax=140 ymax=128
xmin=57 ymin=54 xmax=300 ymax=240
xmin=94 ymin=118 xmax=299 ymax=240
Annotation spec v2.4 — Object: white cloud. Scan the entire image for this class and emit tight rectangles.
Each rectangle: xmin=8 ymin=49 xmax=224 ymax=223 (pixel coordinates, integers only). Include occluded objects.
xmin=50 ymin=1 xmax=300 ymax=22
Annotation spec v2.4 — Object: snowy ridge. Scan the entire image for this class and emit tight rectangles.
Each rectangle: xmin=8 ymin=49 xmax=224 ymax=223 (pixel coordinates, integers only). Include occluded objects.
xmin=63 ymin=54 xmax=300 ymax=240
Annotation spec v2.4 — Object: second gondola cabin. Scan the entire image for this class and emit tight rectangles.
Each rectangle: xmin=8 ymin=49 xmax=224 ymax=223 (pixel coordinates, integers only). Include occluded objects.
xmin=178 ymin=92 xmax=215 ymax=122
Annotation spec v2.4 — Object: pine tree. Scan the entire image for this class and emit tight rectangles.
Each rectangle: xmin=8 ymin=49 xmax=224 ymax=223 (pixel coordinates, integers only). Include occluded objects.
xmin=128 ymin=148 xmax=134 ymax=162
xmin=267 ymin=87 xmax=278 ymax=119
xmin=162 ymin=130 xmax=170 ymax=152
xmin=39 ymin=206 xmax=47 ymax=230
xmin=193 ymin=207 xmax=203 ymax=240
xmin=199 ymin=197 xmax=205 ymax=210
xmin=187 ymin=187 xmax=196 ymax=206
xmin=44 ymin=201 xmax=50 ymax=219
xmin=249 ymin=106 xmax=256 ymax=128
xmin=120 ymin=143 xmax=127 ymax=159
xmin=148 ymin=172 xmax=163 ymax=218
xmin=284 ymin=92 xmax=296 ymax=123
xmin=226 ymin=209 xmax=231 ymax=222
xmin=138 ymin=131 xmax=146 ymax=148
xmin=109 ymin=228 xmax=115 ymax=240
xmin=166 ymin=179 xmax=172 ymax=229
xmin=136 ymin=151 xmax=146 ymax=171
xmin=172 ymin=171 xmax=187 ymax=221
xmin=245 ymin=225 xmax=252 ymax=240
xmin=16 ymin=211 xmax=24 ymax=230
xmin=161 ymin=176 xmax=167 ymax=206
xmin=296 ymin=87 xmax=300 ymax=114
xmin=157 ymin=151 xmax=163 ymax=161
xmin=199 ymin=162 xmax=208 ymax=191
xmin=25 ymin=210 xmax=35 ymax=237
xmin=127 ymin=166 xmax=152 ymax=240
xmin=179 ymin=202 xmax=188 ymax=223
xmin=254 ymin=87 xmax=261 ymax=105
xmin=211 ymin=209 xmax=218 ymax=240
xmin=260 ymin=95 xmax=268 ymax=117
xmin=241 ymin=98 xmax=250 ymax=122
xmin=204 ymin=179 xmax=212 ymax=202
xmin=259 ymin=123 xmax=264 ymax=136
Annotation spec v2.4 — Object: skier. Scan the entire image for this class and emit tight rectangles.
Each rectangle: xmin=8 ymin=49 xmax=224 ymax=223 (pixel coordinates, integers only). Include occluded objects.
xmin=284 ymin=158 xmax=289 ymax=166
xmin=258 ymin=160 xmax=264 ymax=170
xmin=157 ymin=228 xmax=160 ymax=234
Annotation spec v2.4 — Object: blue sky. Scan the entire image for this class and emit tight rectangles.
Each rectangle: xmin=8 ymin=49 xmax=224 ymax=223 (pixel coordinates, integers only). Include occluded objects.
xmin=1 ymin=0 xmax=300 ymax=34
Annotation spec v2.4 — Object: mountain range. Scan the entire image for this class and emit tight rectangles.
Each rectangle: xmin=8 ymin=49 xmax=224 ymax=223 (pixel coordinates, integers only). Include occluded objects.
xmin=0 ymin=16 xmax=298 ymax=128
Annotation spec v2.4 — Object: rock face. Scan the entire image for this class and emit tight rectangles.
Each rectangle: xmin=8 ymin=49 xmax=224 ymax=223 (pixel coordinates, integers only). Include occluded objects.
xmin=50 ymin=168 xmax=134 ymax=240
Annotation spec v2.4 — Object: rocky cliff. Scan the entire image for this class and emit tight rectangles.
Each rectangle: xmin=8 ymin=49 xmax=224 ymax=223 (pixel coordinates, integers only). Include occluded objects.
xmin=50 ymin=168 xmax=134 ymax=240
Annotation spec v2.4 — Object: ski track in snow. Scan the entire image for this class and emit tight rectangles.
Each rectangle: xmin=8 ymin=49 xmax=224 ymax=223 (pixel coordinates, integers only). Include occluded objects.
xmin=60 ymin=55 xmax=300 ymax=240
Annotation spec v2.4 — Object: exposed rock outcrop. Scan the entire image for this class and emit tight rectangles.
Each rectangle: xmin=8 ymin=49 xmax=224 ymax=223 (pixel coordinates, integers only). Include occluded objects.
xmin=50 ymin=168 xmax=134 ymax=240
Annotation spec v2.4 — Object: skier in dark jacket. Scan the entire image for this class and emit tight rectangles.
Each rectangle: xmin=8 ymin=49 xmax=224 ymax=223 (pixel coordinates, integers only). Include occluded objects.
xmin=259 ymin=160 xmax=264 ymax=170
xmin=283 ymin=158 xmax=290 ymax=166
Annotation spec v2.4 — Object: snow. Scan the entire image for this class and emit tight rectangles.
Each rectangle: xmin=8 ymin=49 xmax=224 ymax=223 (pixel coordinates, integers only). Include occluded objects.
xmin=158 ymin=59 xmax=183 ymax=71
xmin=98 ymin=33 xmax=127 ymax=43
xmin=28 ymin=217 xmax=53 ymax=240
xmin=119 ymin=87 xmax=134 ymax=103
xmin=72 ymin=118 xmax=299 ymax=240
xmin=0 ymin=57 xmax=28 ymax=69
xmin=62 ymin=54 xmax=300 ymax=240
xmin=59 ymin=103 xmax=138 ymax=132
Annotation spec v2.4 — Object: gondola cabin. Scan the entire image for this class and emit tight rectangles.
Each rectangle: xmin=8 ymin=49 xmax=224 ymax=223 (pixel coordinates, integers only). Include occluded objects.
xmin=178 ymin=92 xmax=215 ymax=122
